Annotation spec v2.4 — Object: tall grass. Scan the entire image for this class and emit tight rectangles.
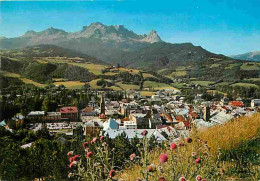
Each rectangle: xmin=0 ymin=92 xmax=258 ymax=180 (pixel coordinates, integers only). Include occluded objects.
xmin=117 ymin=113 xmax=260 ymax=181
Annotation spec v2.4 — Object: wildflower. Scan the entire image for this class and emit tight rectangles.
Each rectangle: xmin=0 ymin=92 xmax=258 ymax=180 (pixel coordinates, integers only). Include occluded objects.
xmin=67 ymin=151 xmax=73 ymax=157
xmin=195 ymin=158 xmax=201 ymax=164
xmin=179 ymin=177 xmax=186 ymax=181
xmin=186 ymin=137 xmax=192 ymax=143
xmin=196 ymin=175 xmax=202 ymax=180
xmin=69 ymin=157 xmax=74 ymax=163
xmin=102 ymin=142 xmax=107 ymax=147
xmin=141 ymin=130 xmax=148 ymax=136
xmin=147 ymin=164 xmax=156 ymax=172
xmin=82 ymin=142 xmax=88 ymax=149
xmin=73 ymin=155 xmax=80 ymax=161
xmin=220 ymin=168 xmax=225 ymax=176
xmin=170 ymin=142 xmax=177 ymax=150
xmin=191 ymin=152 xmax=196 ymax=157
xmin=179 ymin=142 xmax=185 ymax=146
xmin=130 ymin=153 xmax=136 ymax=161
xmin=90 ymin=137 xmax=97 ymax=144
xmin=158 ymin=176 xmax=166 ymax=181
xmin=100 ymin=136 xmax=105 ymax=142
xmin=159 ymin=153 xmax=168 ymax=163
xmin=109 ymin=169 xmax=116 ymax=178
xmin=86 ymin=152 xmax=93 ymax=158
xmin=68 ymin=172 xmax=72 ymax=178
xmin=158 ymin=166 xmax=164 ymax=173
xmin=69 ymin=161 xmax=77 ymax=168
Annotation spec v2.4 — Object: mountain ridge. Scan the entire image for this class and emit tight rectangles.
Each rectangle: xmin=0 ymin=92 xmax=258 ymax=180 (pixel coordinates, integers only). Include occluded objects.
xmin=231 ymin=51 xmax=260 ymax=62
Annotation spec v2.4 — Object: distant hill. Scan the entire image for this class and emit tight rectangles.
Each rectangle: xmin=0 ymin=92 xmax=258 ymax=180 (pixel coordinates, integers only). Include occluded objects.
xmin=231 ymin=51 xmax=260 ymax=62
xmin=1 ymin=44 xmax=102 ymax=64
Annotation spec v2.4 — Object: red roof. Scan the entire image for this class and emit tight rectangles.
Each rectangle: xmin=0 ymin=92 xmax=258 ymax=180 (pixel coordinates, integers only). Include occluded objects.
xmin=175 ymin=115 xmax=185 ymax=122
xmin=190 ymin=112 xmax=200 ymax=118
xmin=60 ymin=107 xmax=78 ymax=113
xmin=229 ymin=101 xmax=244 ymax=107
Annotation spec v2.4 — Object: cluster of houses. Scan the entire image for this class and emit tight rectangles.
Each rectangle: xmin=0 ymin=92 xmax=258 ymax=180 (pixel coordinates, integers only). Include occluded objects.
xmin=1 ymin=89 xmax=260 ymax=142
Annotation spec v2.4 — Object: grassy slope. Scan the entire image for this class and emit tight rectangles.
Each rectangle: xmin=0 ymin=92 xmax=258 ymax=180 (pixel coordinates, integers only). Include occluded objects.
xmin=143 ymin=81 xmax=178 ymax=90
xmin=2 ymin=71 xmax=46 ymax=87
xmin=118 ymin=113 xmax=260 ymax=180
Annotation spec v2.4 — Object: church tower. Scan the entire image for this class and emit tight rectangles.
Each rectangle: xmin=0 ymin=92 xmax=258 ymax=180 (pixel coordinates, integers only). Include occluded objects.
xmin=100 ymin=92 xmax=105 ymax=115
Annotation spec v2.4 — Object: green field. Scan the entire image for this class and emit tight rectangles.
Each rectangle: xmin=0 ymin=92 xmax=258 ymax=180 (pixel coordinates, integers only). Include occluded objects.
xmin=53 ymin=81 xmax=85 ymax=89
xmin=191 ymin=81 xmax=215 ymax=86
xmin=142 ymin=73 xmax=155 ymax=78
xmin=143 ymin=81 xmax=178 ymax=90
xmin=231 ymin=83 xmax=259 ymax=88
xmin=171 ymin=82 xmax=184 ymax=89
xmin=116 ymin=82 xmax=140 ymax=90
xmin=170 ymin=71 xmax=187 ymax=77
xmin=246 ymin=78 xmax=260 ymax=82
xmin=215 ymin=82 xmax=232 ymax=86
xmin=3 ymin=71 xmax=46 ymax=87
xmin=69 ymin=63 xmax=108 ymax=75
xmin=240 ymin=63 xmax=259 ymax=70
xmin=210 ymin=63 xmax=221 ymax=68
xmin=224 ymin=63 xmax=240 ymax=70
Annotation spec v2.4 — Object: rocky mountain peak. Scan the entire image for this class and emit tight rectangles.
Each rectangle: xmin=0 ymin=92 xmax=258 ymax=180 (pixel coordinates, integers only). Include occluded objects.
xmin=41 ymin=27 xmax=68 ymax=35
xmin=142 ymin=29 xmax=162 ymax=43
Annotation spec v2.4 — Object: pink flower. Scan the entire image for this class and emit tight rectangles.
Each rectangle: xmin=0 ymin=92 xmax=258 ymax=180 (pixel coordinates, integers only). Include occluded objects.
xmin=179 ymin=177 xmax=186 ymax=181
xmin=69 ymin=161 xmax=77 ymax=168
xmin=82 ymin=142 xmax=88 ymax=149
xmin=159 ymin=153 xmax=168 ymax=163
xmin=141 ymin=130 xmax=148 ymax=136
xmin=195 ymin=158 xmax=201 ymax=164
xmin=170 ymin=143 xmax=177 ymax=150
xmin=130 ymin=153 xmax=136 ymax=161
xmin=86 ymin=152 xmax=93 ymax=158
xmin=69 ymin=157 xmax=74 ymax=163
xmin=186 ymin=137 xmax=192 ymax=143
xmin=90 ymin=137 xmax=97 ymax=144
xmin=99 ymin=136 xmax=105 ymax=141
xmin=196 ymin=175 xmax=202 ymax=180
xmin=191 ymin=152 xmax=196 ymax=157
xmin=72 ymin=155 xmax=80 ymax=161
xmin=109 ymin=170 xmax=116 ymax=178
xmin=68 ymin=173 xmax=72 ymax=178
xmin=147 ymin=164 xmax=156 ymax=172
xmin=67 ymin=151 xmax=73 ymax=157
xmin=158 ymin=176 xmax=166 ymax=181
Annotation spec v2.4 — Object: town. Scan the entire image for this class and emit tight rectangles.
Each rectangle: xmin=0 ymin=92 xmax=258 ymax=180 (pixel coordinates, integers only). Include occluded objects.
xmin=2 ymin=85 xmax=259 ymax=144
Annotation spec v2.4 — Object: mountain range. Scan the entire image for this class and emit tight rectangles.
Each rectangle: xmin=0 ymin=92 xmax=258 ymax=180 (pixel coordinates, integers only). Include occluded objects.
xmin=1 ymin=22 xmax=260 ymax=85
xmin=231 ymin=51 xmax=260 ymax=62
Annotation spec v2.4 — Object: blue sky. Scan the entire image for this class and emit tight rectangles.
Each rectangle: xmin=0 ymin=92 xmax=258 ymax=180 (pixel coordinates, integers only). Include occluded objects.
xmin=0 ymin=0 xmax=260 ymax=55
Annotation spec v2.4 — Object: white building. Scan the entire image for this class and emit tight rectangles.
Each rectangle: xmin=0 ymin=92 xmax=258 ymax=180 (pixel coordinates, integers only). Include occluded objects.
xmin=251 ymin=99 xmax=260 ymax=108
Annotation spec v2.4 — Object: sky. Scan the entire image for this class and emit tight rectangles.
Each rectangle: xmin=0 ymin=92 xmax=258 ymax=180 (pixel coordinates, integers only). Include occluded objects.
xmin=0 ymin=0 xmax=260 ymax=55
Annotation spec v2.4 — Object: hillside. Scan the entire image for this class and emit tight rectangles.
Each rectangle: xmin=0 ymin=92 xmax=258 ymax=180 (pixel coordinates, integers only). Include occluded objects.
xmin=231 ymin=51 xmax=260 ymax=62
xmin=118 ymin=113 xmax=260 ymax=180
xmin=1 ymin=56 xmax=96 ymax=83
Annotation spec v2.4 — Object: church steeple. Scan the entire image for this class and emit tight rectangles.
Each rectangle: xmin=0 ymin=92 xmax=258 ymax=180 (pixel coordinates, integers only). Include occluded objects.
xmin=100 ymin=92 xmax=105 ymax=116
